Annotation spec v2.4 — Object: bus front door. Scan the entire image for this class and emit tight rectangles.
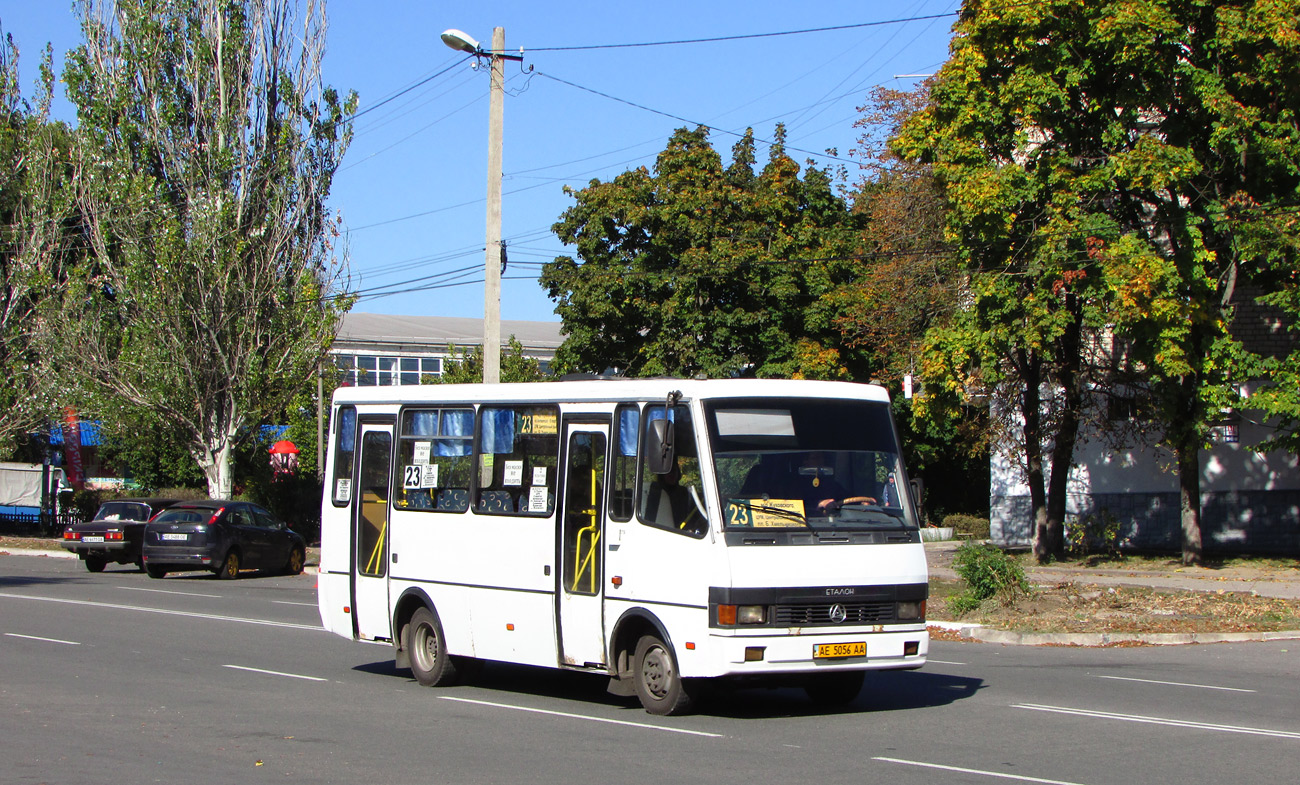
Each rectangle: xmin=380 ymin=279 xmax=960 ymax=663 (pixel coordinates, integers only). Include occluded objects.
xmin=352 ymin=421 xmax=394 ymax=642
xmin=557 ymin=421 xmax=610 ymax=668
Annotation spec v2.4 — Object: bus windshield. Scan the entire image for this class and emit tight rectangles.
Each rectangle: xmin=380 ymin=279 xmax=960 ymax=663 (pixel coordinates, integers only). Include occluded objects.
xmin=705 ymin=398 xmax=917 ymax=532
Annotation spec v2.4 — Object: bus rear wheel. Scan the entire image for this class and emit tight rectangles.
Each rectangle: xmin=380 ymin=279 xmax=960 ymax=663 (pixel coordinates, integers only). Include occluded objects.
xmin=633 ymin=635 xmax=697 ymax=716
xmin=407 ymin=607 xmax=459 ymax=687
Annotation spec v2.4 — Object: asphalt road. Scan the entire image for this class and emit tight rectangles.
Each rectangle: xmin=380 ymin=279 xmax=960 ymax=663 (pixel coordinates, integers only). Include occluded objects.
xmin=2 ymin=553 xmax=1298 ymax=785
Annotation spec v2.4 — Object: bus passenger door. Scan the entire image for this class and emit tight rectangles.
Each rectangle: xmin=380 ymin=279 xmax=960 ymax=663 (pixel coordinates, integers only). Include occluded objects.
xmin=557 ymin=420 xmax=610 ymax=668
xmin=352 ymin=420 xmax=394 ymax=642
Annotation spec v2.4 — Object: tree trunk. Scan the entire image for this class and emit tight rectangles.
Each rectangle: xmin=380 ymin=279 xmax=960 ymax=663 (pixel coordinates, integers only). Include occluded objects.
xmin=194 ymin=440 xmax=235 ymax=499
xmin=1018 ymin=355 xmax=1051 ymax=562
xmin=1043 ymin=307 xmax=1085 ymax=561
xmin=1176 ymin=438 xmax=1203 ymax=566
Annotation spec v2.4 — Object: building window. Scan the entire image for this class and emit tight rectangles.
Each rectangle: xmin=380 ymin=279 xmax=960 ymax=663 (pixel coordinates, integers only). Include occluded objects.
xmin=1108 ymin=396 xmax=1138 ymax=421
xmin=337 ymin=354 xmax=444 ymax=386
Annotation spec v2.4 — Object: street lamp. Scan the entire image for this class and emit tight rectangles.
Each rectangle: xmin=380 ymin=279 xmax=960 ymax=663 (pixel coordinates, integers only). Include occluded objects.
xmin=442 ymin=27 xmax=522 ymax=384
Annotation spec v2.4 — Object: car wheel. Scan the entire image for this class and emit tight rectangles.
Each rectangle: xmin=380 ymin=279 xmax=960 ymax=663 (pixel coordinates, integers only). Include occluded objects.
xmin=215 ymin=550 xmax=240 ymax=580
xmin=406 ymin=607 xmax=459 ymax=687
xmin=146 ymin=564 xmax=168 ymax=579
xmin=803 ymin=671 xmax=864 ymax=707
xmin=283 ymin=546 xmax=305 ymax=575
xmin=84 ymin=556 xmax=106 ymax=573
xmin=633 ymin=634 xmax=697 ymax=716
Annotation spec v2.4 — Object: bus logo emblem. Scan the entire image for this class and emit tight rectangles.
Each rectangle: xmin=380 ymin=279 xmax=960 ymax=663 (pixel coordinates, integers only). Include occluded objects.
xmin=828 ymin=604 xmax=848 ymax=624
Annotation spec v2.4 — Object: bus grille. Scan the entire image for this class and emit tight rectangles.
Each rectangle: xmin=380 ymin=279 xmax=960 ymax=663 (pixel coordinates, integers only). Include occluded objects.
xmin=774 ymin=601 xmax=895 ymax=626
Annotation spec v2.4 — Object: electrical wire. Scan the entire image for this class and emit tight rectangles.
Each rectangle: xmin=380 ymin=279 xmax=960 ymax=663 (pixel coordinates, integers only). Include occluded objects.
xmin=524 ymin=12 xmax=959 ymax=52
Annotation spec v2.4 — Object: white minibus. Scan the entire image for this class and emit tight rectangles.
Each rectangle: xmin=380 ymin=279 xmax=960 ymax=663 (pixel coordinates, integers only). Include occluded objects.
xmin=318 ymin=378 xmax=928 ymax=714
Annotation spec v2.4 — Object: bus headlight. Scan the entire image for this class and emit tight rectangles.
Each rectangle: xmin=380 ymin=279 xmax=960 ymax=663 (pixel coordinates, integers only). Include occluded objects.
xmin=896 ymin=600 xmax=926 ymax=621
xmin=717 ymin=604 xmax=767 ymax=625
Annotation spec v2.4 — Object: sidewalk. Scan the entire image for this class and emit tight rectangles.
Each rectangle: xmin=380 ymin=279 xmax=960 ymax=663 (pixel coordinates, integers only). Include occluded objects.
xmin=925 ymin=540 xmax=1300 ymax=645
xmin=926 ymin=540 xmax=1300 ymax=599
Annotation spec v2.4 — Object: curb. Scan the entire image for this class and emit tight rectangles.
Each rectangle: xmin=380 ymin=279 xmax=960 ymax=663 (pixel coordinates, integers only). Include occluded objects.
xmin=0 ymin=549 xmax=76 ymax=560
xmin=928 ymin=622 xmax=1300 ymax=647
xmin=0 ymin=548 xmax=320 ymax=575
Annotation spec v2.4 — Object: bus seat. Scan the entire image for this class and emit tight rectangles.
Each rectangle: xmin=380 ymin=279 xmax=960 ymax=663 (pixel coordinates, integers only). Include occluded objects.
xmin=477 ymin=490 xmax=514 ymax=513
xmin=436 ymin=488 xmax=469 ymax=511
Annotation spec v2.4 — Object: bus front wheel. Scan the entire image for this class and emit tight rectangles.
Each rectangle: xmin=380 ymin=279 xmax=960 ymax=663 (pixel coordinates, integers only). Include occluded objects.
xmin=407 ymin=607 xmax=459 ymax=687
xmin=633 ymin=635 xmax=697 ymax=716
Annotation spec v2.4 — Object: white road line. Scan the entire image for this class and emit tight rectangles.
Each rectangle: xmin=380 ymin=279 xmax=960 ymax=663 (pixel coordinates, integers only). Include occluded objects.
xmin=120 ymin=586 xmax=222 ymax=599
xmin=439 ymin=696 xmax=724 ymax=738
xmin=1013 ymin=704 xmax=1300 ymax=739
xmin=272 ymin=600 xmax=317 ymax=607
xmin=0 ymin=591 xmax=324 ymax=633
xmin=5 ymin=632 xmax=81 ymax=646
xmin=223 ymin=664 xmax=328 ymax=682
xmin=1093 ymin=674 xmax=1255 ymax=693
xmin=926 ymin=659 xmax=966 ymax=665
xmin=874 ymin=756 xmax=1091 ymax=785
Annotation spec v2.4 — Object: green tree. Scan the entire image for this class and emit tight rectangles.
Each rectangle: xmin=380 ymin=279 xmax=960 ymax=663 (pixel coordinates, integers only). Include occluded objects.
xmin=436 ymin=336 xmax=547 ymax=384
xmin=896 ymin=0 xmax=1300 ymax=565
xmin=542 ymin=124 xmax=863 ymax=379
xmin=42 ymin=0 xmax=357 ymax=498
xmin=0 ymin=33 xmax=74 ymax=458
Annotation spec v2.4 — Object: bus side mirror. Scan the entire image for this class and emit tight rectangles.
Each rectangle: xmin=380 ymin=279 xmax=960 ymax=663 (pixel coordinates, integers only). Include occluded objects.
xmin=646 ymin=418 xmax=676 ymax=475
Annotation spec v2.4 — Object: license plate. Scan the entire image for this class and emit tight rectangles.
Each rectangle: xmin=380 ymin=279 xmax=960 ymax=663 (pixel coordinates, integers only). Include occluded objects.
xmin=81 ymin=536 xmax=104 ymax=543
xmin=813 ymin=642 xmax=866 ymax=659
xmin=162 ymin=533 xmax=188 ymax=541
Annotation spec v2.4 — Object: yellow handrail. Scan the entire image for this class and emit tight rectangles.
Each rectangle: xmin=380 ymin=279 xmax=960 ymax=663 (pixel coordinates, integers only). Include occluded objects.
xmin=570 ymin=465 xmax=601 ymax=594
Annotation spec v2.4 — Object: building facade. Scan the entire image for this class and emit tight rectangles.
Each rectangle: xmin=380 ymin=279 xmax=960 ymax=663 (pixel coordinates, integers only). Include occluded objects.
xmin=330 ymin=313 xmax=563 ymax=386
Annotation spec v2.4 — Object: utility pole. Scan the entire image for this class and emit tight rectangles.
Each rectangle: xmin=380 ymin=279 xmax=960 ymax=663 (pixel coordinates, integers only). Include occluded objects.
xmin=482 ymin=26 xmax=506 ymax=384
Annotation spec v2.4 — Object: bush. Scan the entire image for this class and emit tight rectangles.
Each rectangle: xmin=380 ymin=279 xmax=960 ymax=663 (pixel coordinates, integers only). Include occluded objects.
xmin=942 ymin=513 xmax=990 ymax=539
xmin=1065 ymin=510 xmax=1123 ymax=557
xmin=949 ymin=542 xmax=1031 ymax=615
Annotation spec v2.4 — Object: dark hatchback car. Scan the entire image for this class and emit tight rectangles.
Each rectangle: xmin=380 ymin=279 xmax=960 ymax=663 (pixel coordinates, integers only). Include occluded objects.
xmin=61 ymin=498 xmax=181 ymax=572
xmin=142 ymin=500 xmax=306 ymax=580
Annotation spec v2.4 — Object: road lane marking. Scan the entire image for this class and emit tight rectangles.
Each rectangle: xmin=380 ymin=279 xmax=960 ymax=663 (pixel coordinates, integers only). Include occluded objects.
xmin=0 ymin=591 xmax=324 ymax=633
xmin=926 ymin=659 xmax=966 ymax=665
xmin=120 ymin=587 xmax=222 ymax=599
xmin=874 ymin=756 xmax=1091 ymax=785
xmin=5 ymin=633 xmax=81 ymax=646
xmin=1092 ymin=674 xmax=1254 ymax=693
xmin=223 ymin=664 xmax=328 ymax=682
xmin=439 ymin=696 xmax=724 ymax=738
xmin=272 ymin=600 xmax=318 ymax=607
xmin=1013 ymin=704 xmax=1300 ymax=739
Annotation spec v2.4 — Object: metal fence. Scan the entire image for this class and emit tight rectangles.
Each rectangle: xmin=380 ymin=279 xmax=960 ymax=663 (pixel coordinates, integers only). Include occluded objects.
xmin=0 ymin=510 xmax=85 ymax=537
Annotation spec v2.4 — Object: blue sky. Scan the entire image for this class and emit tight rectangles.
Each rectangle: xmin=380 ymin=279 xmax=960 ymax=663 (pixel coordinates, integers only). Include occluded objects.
xmin=2 ymin=1 xmax=958 ymax=324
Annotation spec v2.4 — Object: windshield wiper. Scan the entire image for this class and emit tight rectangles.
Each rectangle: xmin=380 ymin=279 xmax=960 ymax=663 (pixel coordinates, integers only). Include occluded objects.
xmin=728 ymin=499 xmax=808 ymax=527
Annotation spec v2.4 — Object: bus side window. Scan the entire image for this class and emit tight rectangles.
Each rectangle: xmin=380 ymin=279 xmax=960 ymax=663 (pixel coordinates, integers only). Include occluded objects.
xmin=636 ymin=404 xmax=706 ymax=539
xmin=476 ymin=406 xmax=559 ymax=516
xmin=394 ymin=407 xmax=473 ymax=513
xmin=608 ymin=404 xmax=638 ymax=522
xmin=330 ymin=406 xmax=356 ymax=506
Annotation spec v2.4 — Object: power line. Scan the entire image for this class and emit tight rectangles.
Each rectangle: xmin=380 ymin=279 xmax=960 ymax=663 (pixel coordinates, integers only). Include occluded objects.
xmin=535 ymin=71 xmax=858 ymax=166
xmin=525 ymin=13 xmax=959 ymax=52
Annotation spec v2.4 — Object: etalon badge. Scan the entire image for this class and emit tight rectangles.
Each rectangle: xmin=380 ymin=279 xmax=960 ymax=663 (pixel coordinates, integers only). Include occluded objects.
xmin=829 ymin=603 xmax=847 ymax=624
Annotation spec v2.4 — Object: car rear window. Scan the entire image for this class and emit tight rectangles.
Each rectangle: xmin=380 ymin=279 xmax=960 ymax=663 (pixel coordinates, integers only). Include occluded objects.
xmin=95 ymin=502 xmax=151 ymax=522
xmin=153 ymin=509 xmax=209 ymax=525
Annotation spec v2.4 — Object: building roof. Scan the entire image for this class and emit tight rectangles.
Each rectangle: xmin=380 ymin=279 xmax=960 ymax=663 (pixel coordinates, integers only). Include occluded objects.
xmin=335 ymin=313 xmax=564 ymax=356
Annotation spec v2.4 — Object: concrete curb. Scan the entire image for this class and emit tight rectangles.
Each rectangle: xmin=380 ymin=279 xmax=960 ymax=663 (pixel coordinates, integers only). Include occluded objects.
xmin=0 ymin=547 xmax=320 ymax=575
xmin=0 ymin=548 xmax=76 ymax=559
xmin=927 ymin=622 xmax=1300 ymax=647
